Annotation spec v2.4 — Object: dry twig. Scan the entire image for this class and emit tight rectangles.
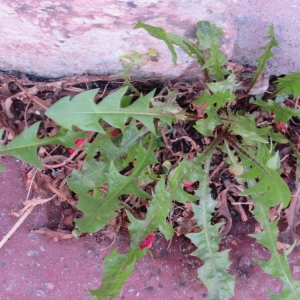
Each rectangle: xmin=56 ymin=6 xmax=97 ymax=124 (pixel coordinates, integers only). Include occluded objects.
xmin=0 ymin=195 xmax=56 ymax=249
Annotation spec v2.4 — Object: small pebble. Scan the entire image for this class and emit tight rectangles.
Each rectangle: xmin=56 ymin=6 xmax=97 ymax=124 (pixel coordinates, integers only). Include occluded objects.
xmin=27 ymin=250 xmax=39 ymax=257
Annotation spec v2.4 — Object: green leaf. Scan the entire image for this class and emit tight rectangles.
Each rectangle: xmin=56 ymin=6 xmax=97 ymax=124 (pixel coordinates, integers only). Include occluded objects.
xmin=255 ymin=99 xmax=300 ymax=123
xmin=167 ymin=33 xmax=205 ymax=64
xmin=270 ymin=131 xmax=288 ymax=144
xmin=187 ymin=158 xmax=235 ymax=300
xmin=223 ymin=140 xmax=244 ymax=176
xmin=250 ymin=203 xmax=300 ymax=299
xmin=195 ymin=90 xmax=235 ymax=110
xmin=68 ymin=122 xmax=151 ymax=203
xmin=87 ymin=120 xmax=146 ymax=167
xmin=196 ymin=21 xmax=228 ymax=80
xmin=90 ymin=247 xmax=141 ymax=300
xmin=151 ymin=179 xmax=174 ymax=240
xmin=196 ymin=21 xmax=223 ymax=50
xmin=46 ymin=87 xmax=182 ymax=135
xmin=236 ymin=151 xmax=299 ymax=298
xmin=0 ymin=122 xmax=44 ymax=168
xmin=117 ymin=50 xmax=152 ymax=94
xmin=167 ymin=156 xmax=201 ymax=203
xmin=228 ymin=141 xmax=291 ymax=208
xmin=120 ymin=95 xmax=132 ymax=108
xmin=0 ymin=122 xmax=87 ymax=168
xmin=134 ymin=20 xmax=178 ymax=66
xmin=137 ymin=165 xmax=158 ymax=186
xmin=84 ymin=134 xmax=102 ymax=162
xmin=134 ymin=20 xmax=205 ymax=66
xmin=75 ymin=137 xmax=158 ymax=232
xmin=225 ymin=113 xmax=270 ymax=145
xmin=276 ymin=72 xmax=300 ymax=97
xmin=266 ymin=151 xmax=280 ymax=170
xmin=202 ymin=47 xmax=228 ymax=80
xmin=97 ymin=124 xmax=142 ymax=171
xmin=76 ymin=161 xmax=151 ymax=232
xmin=67 ymin=160 xmax=107 ymax=195
xmin=247 ymin=26 xmax=279 ymax=93
xmin=193 ymin=75 xmax=236 ymax=136
xmin=166 ymin=133 xmax=226 ymax=204
xmin=120 ymin=50 xmax=148 ymax=67
xmin=194 ymin=105 xmax=221 ymax=137
xmin=206 ymin=73 xmax=239 ymax=94
xmin=90 ymin=178 xmax=173 ymax=299
xmin=46 ymin=89 xmax=105 ymax=133
xmin=134 ymin=20 xmax=231 ymax=80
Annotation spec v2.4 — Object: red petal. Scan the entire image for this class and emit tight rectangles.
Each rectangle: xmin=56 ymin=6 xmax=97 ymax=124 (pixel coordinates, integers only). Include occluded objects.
xmin=67 ymin=138 xmax=85 ymax=153
xmin=75 ymin=139 xmax=85 ymax=147
xmin=140 ymin=232 xmax=155 ymax=249
xmin=68 ymin=131 xmax=93 ymax=153
xmin=184 ymin=181 xmax=194 ymax=188
xmin=110 ymin=128 xmax=121 ymax=138
xmin=86 ymin=131 xmax=93 ymax=142
xmin=283 ymin=178 xmax=290 ymax=184
xmin=276 ymin=122 xmax=287 ymax=134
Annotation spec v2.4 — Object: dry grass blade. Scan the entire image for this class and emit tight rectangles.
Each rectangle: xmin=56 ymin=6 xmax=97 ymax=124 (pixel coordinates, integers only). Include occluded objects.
xmin=30 ymin=227 xmax=74 ymax=242
xmin=0 ymin=195 xmax=56 ymax=249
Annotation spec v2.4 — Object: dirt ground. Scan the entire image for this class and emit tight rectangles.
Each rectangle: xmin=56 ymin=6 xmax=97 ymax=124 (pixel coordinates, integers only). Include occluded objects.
xmin=1 ymin=157 xmax=300 ymax=299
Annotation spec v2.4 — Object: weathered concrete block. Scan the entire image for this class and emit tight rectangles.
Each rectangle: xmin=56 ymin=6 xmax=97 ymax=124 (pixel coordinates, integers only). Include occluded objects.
xmin=0 ymin=0 xmax=299 ymax=78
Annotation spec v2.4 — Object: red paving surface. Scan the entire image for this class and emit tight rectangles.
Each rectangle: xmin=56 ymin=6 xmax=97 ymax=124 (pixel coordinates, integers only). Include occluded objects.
xmin=1 ymin=157 xmax=300 ymax=299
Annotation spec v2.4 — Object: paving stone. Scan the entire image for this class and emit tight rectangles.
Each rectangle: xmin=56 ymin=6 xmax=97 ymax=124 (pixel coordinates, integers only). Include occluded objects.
xmin=0 ymin=0 xmax=299 ymax=78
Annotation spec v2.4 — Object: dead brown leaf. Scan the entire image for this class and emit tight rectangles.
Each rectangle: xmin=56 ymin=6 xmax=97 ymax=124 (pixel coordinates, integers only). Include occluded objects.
xmin=174 ymin=217 xmax=200 ymax=236
xmin=277 ymin=241 xmax=291 ymax=251
xmin=279 ymin=167 xmax=300 ymax=244
xmin=216 ymin=188 xmax=232 ymax=236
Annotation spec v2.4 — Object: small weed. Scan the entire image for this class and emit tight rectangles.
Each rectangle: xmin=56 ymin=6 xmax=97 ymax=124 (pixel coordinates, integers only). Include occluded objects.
xmin=1 ymin=20 xmax=300 ymax=299
xmin=112 ymin=48 xmax=158 ymax=94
